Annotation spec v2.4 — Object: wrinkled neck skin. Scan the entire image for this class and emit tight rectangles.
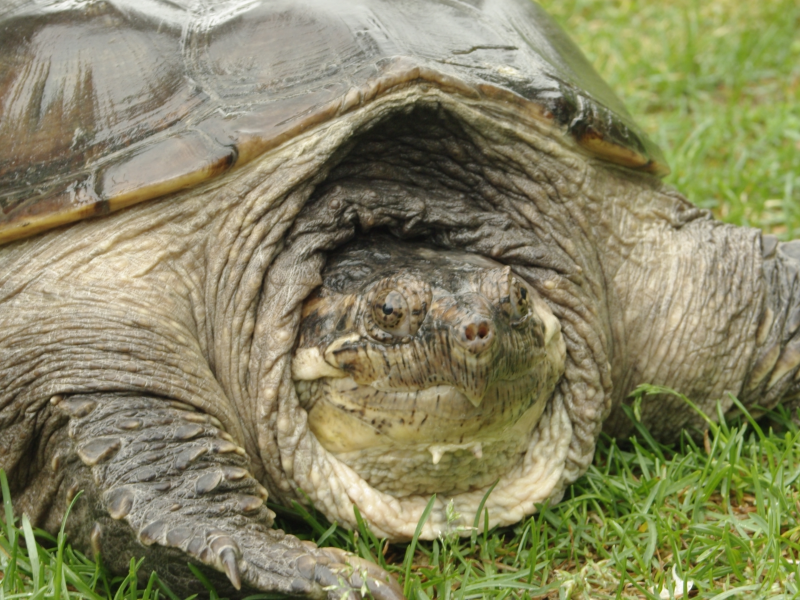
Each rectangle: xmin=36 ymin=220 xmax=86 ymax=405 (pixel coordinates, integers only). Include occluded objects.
xmin=558 ymin=155 xmax=800 ymax=439
xmin=0 ymin=86 xmax=791 ymax=541
xmin=585 ymin=168 xmax=783 ymax=438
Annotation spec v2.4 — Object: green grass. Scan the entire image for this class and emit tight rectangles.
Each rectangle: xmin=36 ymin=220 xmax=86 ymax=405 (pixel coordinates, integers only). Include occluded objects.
xmin=3 ymin=1 xmax=800 ymax=598
xmin=545 ymin=0 xmax=800 ymax=234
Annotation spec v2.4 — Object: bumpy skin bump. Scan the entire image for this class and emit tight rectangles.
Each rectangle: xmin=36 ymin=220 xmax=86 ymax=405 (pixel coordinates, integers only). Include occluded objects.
xmin=56 ymin=394 xmax=403 ymax=599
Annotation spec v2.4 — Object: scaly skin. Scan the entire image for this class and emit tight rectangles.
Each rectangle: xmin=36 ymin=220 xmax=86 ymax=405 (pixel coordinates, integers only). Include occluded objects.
xmin=55 ymin=394 xmax=399 ymax=598
xmin=572 ymin=163 xmax=800 ymax=438
xmin=743 ymin=240 xmax=800 ymax=415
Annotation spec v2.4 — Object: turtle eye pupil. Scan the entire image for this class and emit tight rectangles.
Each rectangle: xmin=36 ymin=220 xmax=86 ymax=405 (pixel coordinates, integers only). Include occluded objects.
xmin=371 ymin=289 xmax=410 ymax=338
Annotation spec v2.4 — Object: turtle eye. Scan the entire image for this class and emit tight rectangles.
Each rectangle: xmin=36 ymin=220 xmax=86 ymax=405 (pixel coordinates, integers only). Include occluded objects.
xmin=371 ymin=289 xmax=411 ymax=337
xmin=366 ymin=278 xmax=430 ymax=341
xmin=509 ymin=277 xmax=530 ymax=321
xmin=484 ymin=266 xmax=531 ymax=323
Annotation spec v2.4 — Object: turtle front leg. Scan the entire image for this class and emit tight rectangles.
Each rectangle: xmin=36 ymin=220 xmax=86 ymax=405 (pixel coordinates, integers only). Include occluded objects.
xmin=54 ymin=393 xmax=403 ymax=599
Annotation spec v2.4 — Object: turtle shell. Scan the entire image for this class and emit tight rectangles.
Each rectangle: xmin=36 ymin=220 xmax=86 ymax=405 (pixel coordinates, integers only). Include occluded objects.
xmin=0 ymin=0 xmax=668 ymax=245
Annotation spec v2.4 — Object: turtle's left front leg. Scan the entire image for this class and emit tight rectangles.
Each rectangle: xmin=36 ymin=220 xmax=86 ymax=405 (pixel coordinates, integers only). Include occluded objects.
xmin=54 ymin=393 xmax=403 ymax=599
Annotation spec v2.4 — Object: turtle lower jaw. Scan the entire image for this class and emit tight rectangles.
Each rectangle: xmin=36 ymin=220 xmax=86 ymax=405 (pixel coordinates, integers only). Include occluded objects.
xmin=299 ymin=376 xmax=555 ymax=496
xmin=296 ymin=358 xmax=560 ymax=450
xmin=296 ymin=378 xmax=474 ymax=454
xmin=368 ymin=380 xmax=485 ymax=409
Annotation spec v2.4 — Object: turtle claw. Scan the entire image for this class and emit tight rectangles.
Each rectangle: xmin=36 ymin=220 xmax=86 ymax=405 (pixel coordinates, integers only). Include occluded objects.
xmin=345 ymin=556 xmax=405 ymax=600
xmin=218 ymin=533 xmax=404 ymax=599
xmin=319 ymin=548 xmax=405 ymax=600
xmin=220 ymin=547 xmax=241 ymax=590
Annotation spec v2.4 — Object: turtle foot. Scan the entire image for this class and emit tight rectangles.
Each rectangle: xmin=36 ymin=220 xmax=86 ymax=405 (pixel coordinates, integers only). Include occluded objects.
xmin=59 ymin=393 xmax=404 ymax=599
xmin=231 ymin=539 xmax=404 ymax=600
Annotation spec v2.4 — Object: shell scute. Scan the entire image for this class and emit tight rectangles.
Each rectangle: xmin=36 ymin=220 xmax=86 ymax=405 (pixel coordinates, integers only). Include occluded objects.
xmin=98 ymin=131 xmax=237 ymax=212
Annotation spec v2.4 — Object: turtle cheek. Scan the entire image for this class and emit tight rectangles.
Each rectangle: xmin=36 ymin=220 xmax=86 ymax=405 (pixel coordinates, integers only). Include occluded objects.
xmin=323 ymin=340 xmax=387 ymax=385
xmin=326 ymin=345 xmax=364 ymax=377
xmin=517 ymin=313 xmax=545 ymax=348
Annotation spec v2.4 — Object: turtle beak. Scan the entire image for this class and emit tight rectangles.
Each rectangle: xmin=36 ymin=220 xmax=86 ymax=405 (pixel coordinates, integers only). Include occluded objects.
xmin=430 ymin=294 xmax=498 ymax=407
xmin=460 ymin=381 xmax=489 ymax=408
xmin=455 ymin=357 xmax=493 ymax=407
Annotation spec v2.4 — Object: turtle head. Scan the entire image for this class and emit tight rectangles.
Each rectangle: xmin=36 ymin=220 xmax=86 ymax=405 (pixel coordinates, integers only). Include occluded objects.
xmin=292 ymin=235 xmax=565 ymax=495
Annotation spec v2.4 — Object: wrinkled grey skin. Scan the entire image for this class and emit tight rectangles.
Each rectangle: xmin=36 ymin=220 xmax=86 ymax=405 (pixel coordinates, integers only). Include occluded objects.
xmin=3 ymin=10 xmax=800 ymax=600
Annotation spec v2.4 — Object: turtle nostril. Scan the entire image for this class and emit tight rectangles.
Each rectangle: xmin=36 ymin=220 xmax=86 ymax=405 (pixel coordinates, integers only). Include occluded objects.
xmin=461 ymin=320 xmax=493 ymax=352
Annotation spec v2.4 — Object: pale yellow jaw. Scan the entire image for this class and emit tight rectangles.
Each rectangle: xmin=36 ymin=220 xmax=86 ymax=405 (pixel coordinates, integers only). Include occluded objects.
xmin=299 ymin=376 xmax=557 ymax=496
xmin=292 ymin=346 xmax=346 ymax=381
xmin=297 ymin=377 xmax=507 ymax=454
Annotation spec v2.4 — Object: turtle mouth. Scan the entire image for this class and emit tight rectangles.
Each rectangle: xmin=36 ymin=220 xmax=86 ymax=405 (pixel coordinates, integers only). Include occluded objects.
xmin=295 ymin=366 xmax=556 ymax=453
xmin=294 ymin=370 xmax=560 ymax=496
xmin=326 ymin=380 xmax=484 ymax=413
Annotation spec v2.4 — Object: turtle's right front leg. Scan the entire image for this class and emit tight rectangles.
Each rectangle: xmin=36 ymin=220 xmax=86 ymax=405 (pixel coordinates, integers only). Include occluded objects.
xmin=54 ymin=393 xmax=403 ymax=599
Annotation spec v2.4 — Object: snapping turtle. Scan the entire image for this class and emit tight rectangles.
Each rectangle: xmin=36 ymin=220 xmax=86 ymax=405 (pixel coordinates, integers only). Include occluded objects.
xmin=1 ymin=0 xmax=797 ymax=597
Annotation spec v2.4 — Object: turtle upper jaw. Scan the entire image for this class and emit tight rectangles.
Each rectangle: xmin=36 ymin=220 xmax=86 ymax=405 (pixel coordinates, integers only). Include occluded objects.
xmin=370 ymin=379 xmax=486 ymax=409
xmin=321 ymin=334 xmax=495 ymax=409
